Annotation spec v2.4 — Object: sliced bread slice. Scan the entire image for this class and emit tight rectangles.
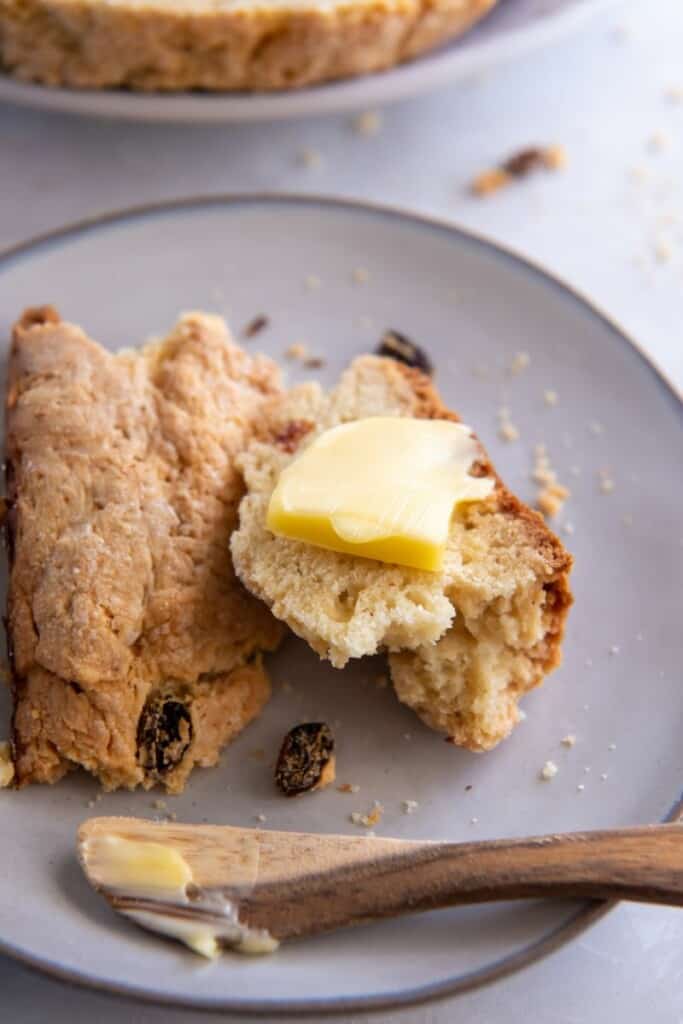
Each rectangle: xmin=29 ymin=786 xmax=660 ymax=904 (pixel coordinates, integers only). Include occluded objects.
xmin=6 ymin=307 xmax=285 ymax=791
xmin=232 ymin=354 xmax=572 ymax=749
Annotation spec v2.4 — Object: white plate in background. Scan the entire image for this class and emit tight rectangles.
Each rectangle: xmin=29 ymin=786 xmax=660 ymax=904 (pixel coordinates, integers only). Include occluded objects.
xmin=0 ymin=0 xmax=621 ymax=122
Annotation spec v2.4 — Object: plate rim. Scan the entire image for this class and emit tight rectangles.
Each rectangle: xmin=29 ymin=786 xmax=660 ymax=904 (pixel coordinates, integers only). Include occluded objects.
xmin=0 ymin=192 xmax=680 ymax=1015
xmin=0 ymin=0 xmax=622 ymax=123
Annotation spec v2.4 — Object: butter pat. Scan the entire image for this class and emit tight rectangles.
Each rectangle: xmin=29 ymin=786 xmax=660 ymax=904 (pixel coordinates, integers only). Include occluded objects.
xmin=80 ymin=832 xmax=279 ymax=959
xmin=86 ymin=835 xmax=193 ymax=900
xmin=267 ymin=417 xmax=494 ymax=572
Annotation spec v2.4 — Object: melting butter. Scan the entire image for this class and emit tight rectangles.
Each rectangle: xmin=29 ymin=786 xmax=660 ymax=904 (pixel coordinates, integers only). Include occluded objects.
xmin=267 ymin=417 xmax=494 ymax=572
xmin=81 ymin=834 xmax=278 ymax=958
xmin=87 ymin=836 xmax=192 ymax=899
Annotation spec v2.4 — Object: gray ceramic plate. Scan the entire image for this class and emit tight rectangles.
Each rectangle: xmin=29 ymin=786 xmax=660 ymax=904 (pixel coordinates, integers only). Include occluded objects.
xmin=0 ymin=196 xmax=680 ymax=1014
xmin=0 ymin=0 xmax=620 ymax=122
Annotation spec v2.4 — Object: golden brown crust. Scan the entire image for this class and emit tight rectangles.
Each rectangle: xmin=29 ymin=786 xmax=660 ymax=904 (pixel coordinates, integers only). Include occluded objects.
xmin=386 ymin=362 xmax=572 ymax=751
xmin=0 ymin=0 xmax=497 ymax=92
xmin=6 ymin=308 xmax=285 ymax=791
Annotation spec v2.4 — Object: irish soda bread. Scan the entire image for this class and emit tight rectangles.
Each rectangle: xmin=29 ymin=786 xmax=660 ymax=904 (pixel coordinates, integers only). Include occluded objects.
xmin=5 ymin=307 xmax=285 ymax=791
xmin=0 ymin=0 xmax=496 ymax=92
xmin=232 ymin=355 xmax=572 ymax=750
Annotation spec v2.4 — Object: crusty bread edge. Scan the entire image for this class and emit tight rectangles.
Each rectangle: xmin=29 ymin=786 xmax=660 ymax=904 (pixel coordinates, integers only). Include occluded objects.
xmin=0 ymin=0 xmax=496 ymax=92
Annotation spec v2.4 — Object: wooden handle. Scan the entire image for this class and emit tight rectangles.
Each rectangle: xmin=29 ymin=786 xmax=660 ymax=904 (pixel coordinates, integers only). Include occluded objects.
xmin=242 ymin=824 xmax=683 ymax=940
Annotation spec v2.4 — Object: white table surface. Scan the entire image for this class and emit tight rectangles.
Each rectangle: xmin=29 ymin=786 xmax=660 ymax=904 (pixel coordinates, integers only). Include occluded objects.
xmin=0 ymin=0 xmax=681 ymax=1019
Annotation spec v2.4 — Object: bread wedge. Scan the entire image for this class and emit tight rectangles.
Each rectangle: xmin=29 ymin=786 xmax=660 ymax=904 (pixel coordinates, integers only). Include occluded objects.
xmin=5 ymin=307 xmax=285 ymax=791
xmin=232 ymin=354 xmax=572 ymax=750
xmin=0 ymin=0 xmax=497 ymax=92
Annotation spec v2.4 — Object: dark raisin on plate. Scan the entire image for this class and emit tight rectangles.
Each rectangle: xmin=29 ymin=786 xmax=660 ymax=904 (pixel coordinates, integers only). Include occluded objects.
xmin=242 ymin=314 xmax=270 ymax=339
xmin=275 ymin=722 xmax=336 ymax=796
xmin=376 ymin=330 xmax=433 ymax=375
xmin=137 ymin=695 xmax=193 ymax=779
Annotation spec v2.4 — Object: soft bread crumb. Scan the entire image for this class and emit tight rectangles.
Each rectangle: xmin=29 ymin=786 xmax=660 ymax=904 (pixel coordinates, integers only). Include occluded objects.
xmin=351 ymin=801 xmax=383 ymax=828
xmin=540 ymin=760 xmax=558 ymax=780
xmin=353 ymin=111 xmax=383 ymax=137
xmin=533 ymin=445 xmax=570 ymax=518
xmin=510 ymin=351 xmax=530 ymax=376
xmin=298 ymin=148 xmax=323 ymax=169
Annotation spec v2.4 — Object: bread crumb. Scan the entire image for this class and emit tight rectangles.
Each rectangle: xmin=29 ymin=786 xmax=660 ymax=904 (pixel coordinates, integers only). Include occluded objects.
xmin=543 ymin=145 xmax=567 ymax=170
xmin=351 ymin=801 xmax=384 ymax=828
xmin=654 ymin=238 xmax=673 ymax=263
xmin=352 ymin=267 xmax=370 ymax=285
xmin=540 ymin=760 xmax=558 ymax=781
xmin=304 ymin=356 xmax=326 ymax=369
xmin=608 ymin=743 xmax=617 ymax=751
xmin=537 ymin=481 xmax=570 ymax=518
xmin=584 ymin=765 xmax=591 ymax=774
xmin=305 ymin=274 xmax=321 ymax=290
xmin=600 ymin=773 xmax=609 ymax=781
xmin=629 ymin=165 xmax=649 ymax=184
xmin=167 ymin=811 xmax=177 ymax=822
xmin=471 ymin=167 xmax=511 ymax=197
xmin=589 ymin=420 xmax=604 ymax=436
xmin=543 ymin=389 xmax=559 ymax=407
xmin=518 ymin=709 xmax=527 ymax=721
xmin=561 ymin=734 xmax=576 ymax=747
xmin=470 ymin=817 xmax=479 ymax=825
xmin=254 ymin=813 xmax=267 ymax=823
xmin=402 ymin=799 xmax=419 ymax=815
xmin=648 ymin=131 xmax=669 ymax=152
xmin=153 ymin=799 xmax=167 ymax=811
xmin=599 ymin=470 xmax=615 ymax=494
xmin=609 ymin=645 xmax=620 ymax=656
xmin=0 ymin=742 xmax=15 ymax=788
xmin=298 ymin=147 xmax=323 ymax=169
xmin=576 ymin=784 xmax=585 ymax=792
xmin=285 ymin=342 xmax=308 ymax=360
xmin=510 ymin=351 xmax=530 ymax=375
xmin=497 ymin=406 xmax=520 ymax=442
xmin=533 ymin=444 xmax=570 ymax=516
xmin=353 ymin=110 xmax=383 ymax=137
xmin=498 ymin=421 xmax=519 ymax=443
xmin=337 ymin=783 xmax=360 ymax=794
